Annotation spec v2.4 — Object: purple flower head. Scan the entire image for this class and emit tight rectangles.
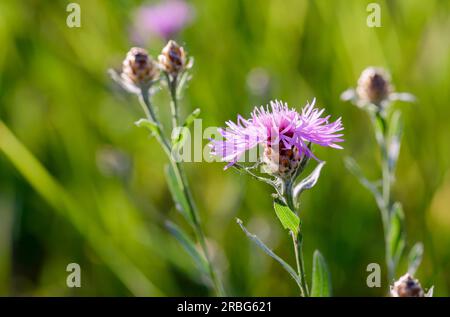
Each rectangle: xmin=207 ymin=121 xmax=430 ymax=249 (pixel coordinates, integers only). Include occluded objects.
xmin=133 ymin=0 xmax=194 ymax=43
xmin=210 ymin=100 xmax=344 ymax=169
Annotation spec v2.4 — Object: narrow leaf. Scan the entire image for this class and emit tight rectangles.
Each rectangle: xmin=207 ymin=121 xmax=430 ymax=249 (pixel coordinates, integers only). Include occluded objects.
xmin=293 ymin=161 xmax=326 ymax=197
xmin=389 ymin=92 xmax=416 ymax=103
xmin=236 ymin=218 xmax=302 ymax=288
xmin=373 ymin=113 xmax=386 ymax=144
xmin=135 ymin=118 xmax=159 ymax=136
xmin=183 ymin=108 xmax=201 ymax=128
xmin=171 ymin=126 xmax=189 ymax=146
xmin=273 ymin=200 xmax=300 ymax=237
xmin=340 ymin=88 xmax=357 ymax=102
xmin=165 ymin=221 xmax=208 ymax=273
xmin=387 ymin=110 xmax=403 ymax=173
xmin=408 ymin=242 xmax=424 ymax=276
xmin=344 ymin=157 xmax=381 ymax=200
xmin=388 ymin=202 xmax=406 ymax=268
xmin=164 ymin=164 xmax=194 ymax=226
xmin=311 ymin=250 xmax=332 ymax=297
xmin=425 ymin=286 xmax=434 ymax=297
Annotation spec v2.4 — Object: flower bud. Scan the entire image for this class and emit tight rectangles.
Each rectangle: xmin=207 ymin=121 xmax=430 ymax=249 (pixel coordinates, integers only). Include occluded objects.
xmin=356 ymin=67 xmax=392 ymax=105
xmin=390 ymin=273 xmax=424 ymax=297
xmin=263 ymin=146 xmax=301 ymax=180
xmin=158 ymin=40 xmax=188 ymax=77
xmin=122 ymin=47 xmax=159 ymax=87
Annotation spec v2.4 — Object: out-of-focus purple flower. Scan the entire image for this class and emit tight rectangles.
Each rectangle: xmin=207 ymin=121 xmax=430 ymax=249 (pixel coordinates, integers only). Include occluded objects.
xmin=210 ymin=100 xmax=344 ymax=169
xmin=133 ymin=0 xmax=194 ymax=43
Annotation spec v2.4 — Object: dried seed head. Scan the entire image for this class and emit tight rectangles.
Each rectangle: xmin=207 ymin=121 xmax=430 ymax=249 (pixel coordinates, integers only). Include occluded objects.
xmin=122 ymin=47 xmax=159 ymax=87
xmin=356 ymin=67 xmax=392 ymax=106
xmin=390 ymin=273 xmax=424 ymax=297
xmin=263 ymin=146 xmax=302 ymax=180
xmin=158 ymin=40 xmax=188 ymax=77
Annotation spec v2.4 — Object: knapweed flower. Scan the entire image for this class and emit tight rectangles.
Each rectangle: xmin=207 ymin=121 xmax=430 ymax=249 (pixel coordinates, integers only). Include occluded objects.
xmin=210 ymin=100 xmax=344 ymax=179
xmin=122 ymin=47 xmax=160 ymax=88
xmin=159 ymin=40 xmax=190 ymax=77
xmin=132 ymin=0 xmax=194 ymax=43
xmin=341 ymin=66 xmax=415 ymax=110
xmin=356 ymin=67 xmax=392 ymax=105
xmin=390 ymin=273 xmax=433 ymax=297
xmin=110 ymin=47 xmax=160 ymax=94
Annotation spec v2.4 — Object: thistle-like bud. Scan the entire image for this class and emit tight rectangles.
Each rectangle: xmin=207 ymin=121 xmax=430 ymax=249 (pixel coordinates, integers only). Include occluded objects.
xmin=263 ymin=146 xmax=301 ymax=180
xmin=390 ymin=273 xmax=425 ymax=297
xmin=122 ymin=47 xmax=159 ymax=88
xmin=158 ymin=40 xmax=188 ymax=77
xmin=356 ymin=67 xmax=392 ymax=106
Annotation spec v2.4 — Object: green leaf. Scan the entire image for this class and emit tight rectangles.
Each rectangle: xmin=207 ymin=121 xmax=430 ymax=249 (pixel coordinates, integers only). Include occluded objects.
xmin=425 ymin=286 xmax=434 ymax=297
xmin=135 ymin=118 xmax=159 ymax=136
xmin=236 ymin=218 xmax=302 ymax=289
xmin=344 ymin=157 xmax=383 ymax=207
xmin=373 ymin=112 xmax=387 ymax=144
xmin=340 ymin=88 xmax=357 ymax=102
xmin=273 ymin=200 xmax=300 ymax=237
xmin=171 ymin=109 xmax=200 ymax=146
xmin=387 ymin=110 xmax=403 ymax=174
xmin=183 ymin=108 xmax=201 ymax=128
xmin=165 ymin=221 xmax=208 ymax=273
xmin=171 ymin=126 xmax=189 ymax=146
xmin=310 ymin=250 xmax=332 ymax=297
xmin=388 ymin=202 xmax=406 ymax=269
xmin=293 ymin=161 xmax=326 ymax=197
xmin=164 ymin=164 xmax=194 ymax=226
xmin=408 ymin=242 xmax=424 ymax=276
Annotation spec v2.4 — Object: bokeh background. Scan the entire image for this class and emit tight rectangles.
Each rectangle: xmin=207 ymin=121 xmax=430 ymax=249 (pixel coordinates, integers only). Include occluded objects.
xmin=0 ymin=0 xmax=449 ymax=296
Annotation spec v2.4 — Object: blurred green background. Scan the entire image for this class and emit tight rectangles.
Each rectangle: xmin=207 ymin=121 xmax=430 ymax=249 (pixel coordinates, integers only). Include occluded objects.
xmin=0 ymin=0 xmax=449 ymax=296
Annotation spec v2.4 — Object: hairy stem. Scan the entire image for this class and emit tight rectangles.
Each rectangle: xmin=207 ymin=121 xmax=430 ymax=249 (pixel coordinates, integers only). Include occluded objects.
xmin=291 ymin=230 xmax=309 ymax=297
xmin=286 ymin=179 xmax=309 ymax=296
xmin=371 ymin=112 xmax=394 ymax=284
xmin=167 ymin=74 xmax=179 ymax=129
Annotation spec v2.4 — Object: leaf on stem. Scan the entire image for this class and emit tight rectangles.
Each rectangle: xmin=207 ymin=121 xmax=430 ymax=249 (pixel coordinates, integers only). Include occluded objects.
xmin=344 ymin=157 xmax=382 ymax=201
xmin=310 ymin=250 xmax=332 ymax=297
xmin=389 ymin=92 xmax=416 ymax=103
xmin=165 ymin=221 xmax=208 ymax=274
xmin=293 ymin=161 xmax=326 ymax=198
xmin=407 ymin=242 xmax=424 ymax=276
xmin=372 ymin=112 xmax=386 ymax=146
xmin=273 ymin=200 xmax=300 ymax=237
xmin=236 ymin=218 xmax=302 ymax=288
xmin=388 ymin=202 xmax=406 ymax=269
xmin=183 ymin=108 xmax=201 ymax=128
xmin=340 ymin=88 xmax=357 ymax=103
xmin=171 ymin=126 xmax=190 ymax=147
xmin=387 ymin=110 xmax=403 ymax=174
xmin=135 ymin=118 xmax=159 ymax=136
xmin=164 ymin=164 xmax=194 ymax=226
xmin=425 ymin=286 xmax=434 ymax=297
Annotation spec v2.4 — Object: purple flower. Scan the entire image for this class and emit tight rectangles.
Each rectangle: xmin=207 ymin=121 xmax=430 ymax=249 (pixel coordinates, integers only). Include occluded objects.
xmin=210 ymin=100 xmax=344 ymax=169
xmin=132 ymin=0 xmax=194 ymax=43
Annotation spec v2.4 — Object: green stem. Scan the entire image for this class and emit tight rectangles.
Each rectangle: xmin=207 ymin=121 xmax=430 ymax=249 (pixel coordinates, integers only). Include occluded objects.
xmin=291 ymin=230 xmax=309 ymax=297
xmin=297 ymin=230 xmax=309 ymax=296
xmin=167 ymin=74 xmax=179 ymax=129
xmin=286 ymin=179 xmax=309 ymax=296
xmin=141 ymin=87 xmax=225 ymax=296
xmin=371 ymin=112 xmax=394 ymax=284
xmin=285 ymin=180 xmax=296 ymax=212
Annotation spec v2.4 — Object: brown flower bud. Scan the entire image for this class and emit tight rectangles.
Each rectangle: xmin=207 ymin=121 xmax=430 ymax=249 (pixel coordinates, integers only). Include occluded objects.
xmin=356 ymin=67 xmax=392 ymax=105
xmin=158 ymin=40 xmax=188 ymax=77
xmin=263 ymin=146 xmax=301 ymax=179
xmin=122 ymin=47 xmax=159 ymax=87
xmin=390 ymin=273 xmax=424 ymax=297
